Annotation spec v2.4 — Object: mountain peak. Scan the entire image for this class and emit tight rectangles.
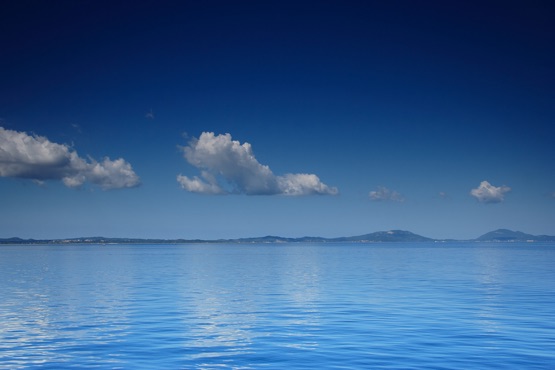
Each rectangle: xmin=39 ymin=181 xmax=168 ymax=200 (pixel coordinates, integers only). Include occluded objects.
xmin=477 ymin=229 xmax=535 ymax=241
xmin=332 ymin=230 xmax=433 ymax=242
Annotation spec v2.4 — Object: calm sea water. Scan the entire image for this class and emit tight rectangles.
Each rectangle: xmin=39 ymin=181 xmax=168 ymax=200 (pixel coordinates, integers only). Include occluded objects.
xmin=1 ymin=242 xmax=554 ymax=369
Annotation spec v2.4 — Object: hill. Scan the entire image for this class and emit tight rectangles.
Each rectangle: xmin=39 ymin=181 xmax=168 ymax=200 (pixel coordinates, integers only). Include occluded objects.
xmin=477 ymin=229 xmax=555 ymax=242
xmin=330 ymin=230 xmax=433 ymax=242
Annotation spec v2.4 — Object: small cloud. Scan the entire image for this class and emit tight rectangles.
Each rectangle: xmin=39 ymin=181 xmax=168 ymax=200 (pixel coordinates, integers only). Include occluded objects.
xmin=177 ymin=132 xmax=338 ymax=196
xmin=369 ymin=186 xmax=405 ymax=202
xmin=0 ymin=127 xmax=140 ymax=190
xmin=145 ymin=109 xmax=155 ymax=119
xmin=470 ymin=180 xmax=510 ymax=204
xmin=437 ymin=191 xmax=451 ymax=200
xmin=71 ymin=123 xmax=82 ymax=133
xmin=32 ymin=179 xmax=46 ymax=187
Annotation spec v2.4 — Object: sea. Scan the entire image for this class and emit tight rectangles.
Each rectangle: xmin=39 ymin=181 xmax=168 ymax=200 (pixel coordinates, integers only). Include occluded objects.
xmin=1 ymin=242 xmax=554 ymax=369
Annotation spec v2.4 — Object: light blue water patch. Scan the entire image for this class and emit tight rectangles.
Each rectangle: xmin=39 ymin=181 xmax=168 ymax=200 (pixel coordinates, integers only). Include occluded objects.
xmin=1 ymin=243 xmax=555 ymax=369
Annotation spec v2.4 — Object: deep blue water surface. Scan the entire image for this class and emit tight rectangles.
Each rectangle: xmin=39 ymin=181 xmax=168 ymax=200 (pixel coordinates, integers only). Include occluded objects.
xmin=1 ymin=242 xmax=555 ymax=369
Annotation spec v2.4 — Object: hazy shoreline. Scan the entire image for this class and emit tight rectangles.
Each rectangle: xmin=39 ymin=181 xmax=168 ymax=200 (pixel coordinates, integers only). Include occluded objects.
xmin=2 ymin=229 xmax=555 ymax=245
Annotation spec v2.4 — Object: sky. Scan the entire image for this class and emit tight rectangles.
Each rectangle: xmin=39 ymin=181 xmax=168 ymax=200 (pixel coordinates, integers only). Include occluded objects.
xmin=1 ymin=0 xmax=554 ymax=240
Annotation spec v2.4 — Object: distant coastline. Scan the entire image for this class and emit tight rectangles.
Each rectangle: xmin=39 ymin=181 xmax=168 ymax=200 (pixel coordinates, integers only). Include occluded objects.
xmin=2 ymin=229 xmax=555 ymax=245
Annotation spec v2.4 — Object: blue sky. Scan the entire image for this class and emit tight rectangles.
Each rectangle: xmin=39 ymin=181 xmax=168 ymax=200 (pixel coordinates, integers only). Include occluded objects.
xmin=1 ymin=1 xmax=554 ymax=240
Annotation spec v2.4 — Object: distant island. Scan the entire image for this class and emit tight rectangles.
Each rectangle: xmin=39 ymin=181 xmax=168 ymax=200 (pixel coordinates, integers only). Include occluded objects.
xmin=1 ymin=229 xmax=555 ymax=245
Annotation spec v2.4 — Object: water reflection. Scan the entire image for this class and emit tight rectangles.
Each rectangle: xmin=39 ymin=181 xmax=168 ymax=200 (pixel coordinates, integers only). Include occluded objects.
xmin=472 ymin=246 xmax=506 ymax=334
xmin=1 ymin=243 xmax=555 ymax=369
xmin=0 ymin=245 xmax=136 ymax=368
xmin=173 ymin=245 xmax=326 ymax=360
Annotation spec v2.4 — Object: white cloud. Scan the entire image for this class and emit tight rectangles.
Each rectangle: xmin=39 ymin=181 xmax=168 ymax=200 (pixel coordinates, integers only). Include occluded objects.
xmin=177 ymin=132 xmax=338 ymax=196
xmin=87 ymin=158 xmax=141 ymax=190
xmin=470 ymin=180 xmax=510 ymax=203
xmin=277 ymin=173 xmax=337 ymax=196
xmin=369 ymin=186 xmax=405 ymax=202
xmin=177 ymin=171 xmax=225 ymax=195
xmin=0 ymin=127 xmax=140 ymax=190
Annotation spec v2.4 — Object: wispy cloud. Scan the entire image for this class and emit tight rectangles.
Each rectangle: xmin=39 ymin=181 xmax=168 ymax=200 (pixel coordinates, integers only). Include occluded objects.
xmin=145 ymin=109 xmax=155 ymax=119
xmin=177 ymin=132 xmax=338 ymax=196
xmin=71 ymin=123 xmax=82 ymax=133
xmin=438 ymin=191 xmax=449 ymax=199
xmin=0 ymin=127 xmax=140 ymax=190
xmin=369 ymin=186 xmax=405 ymax=202
xmin=470 ymin=180 xmax=510 ymax=203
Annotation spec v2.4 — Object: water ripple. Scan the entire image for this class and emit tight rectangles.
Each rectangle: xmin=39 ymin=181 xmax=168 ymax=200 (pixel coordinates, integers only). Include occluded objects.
xmin=1 ymin=243 xmax=555 ymax=369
